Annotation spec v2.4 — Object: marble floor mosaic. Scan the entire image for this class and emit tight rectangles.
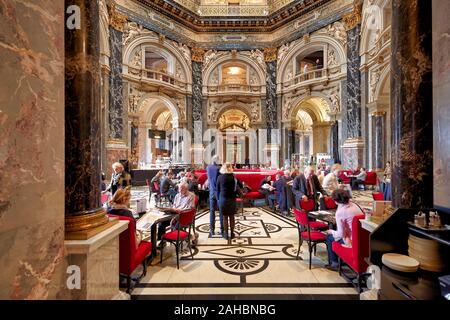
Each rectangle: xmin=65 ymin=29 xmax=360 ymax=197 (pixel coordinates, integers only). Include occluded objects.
xmin=129 ymin=200 xmax=373 ymax=300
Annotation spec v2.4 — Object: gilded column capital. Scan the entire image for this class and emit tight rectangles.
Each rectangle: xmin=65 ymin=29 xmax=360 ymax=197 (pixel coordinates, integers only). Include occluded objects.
xmin=372 ymin=111 xmax=387 ymax=117
xmin=343 ymin=0 xmax=362 ymax=30
xmin=108 ymin=3 xmax=127 ymax=31
xmin=191 ymin=47 xmax=205 ymax=62
xmin=264 ymin=47 xmax=278 ymax=62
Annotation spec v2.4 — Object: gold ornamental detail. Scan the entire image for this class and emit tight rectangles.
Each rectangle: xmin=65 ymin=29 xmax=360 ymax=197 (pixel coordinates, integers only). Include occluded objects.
xmin=343 ymin=0 xmax=362 ymax=30
xmin=65 ymin=209 xmax=109 ymax=232
xmin=264 ymin=47 xmax=277 ymax=62
xmin=191 ymin=47 xmax=205 ymax=62
xmin=108 ymin=3 xmax=127 ymax=31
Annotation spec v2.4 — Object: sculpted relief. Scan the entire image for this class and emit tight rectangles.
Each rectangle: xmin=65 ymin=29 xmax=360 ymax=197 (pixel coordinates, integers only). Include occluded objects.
xmin=128 ymin=86 xmax=143 ymax=114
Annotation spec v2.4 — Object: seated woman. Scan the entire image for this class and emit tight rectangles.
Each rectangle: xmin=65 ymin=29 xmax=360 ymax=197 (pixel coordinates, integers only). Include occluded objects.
xmin=107 ymin=187 xmax=134 ymax=220
xmin=107 ymin=188 xmax=143 ymax=248
xmin=325 ymin=189 xmax=364 ymax=271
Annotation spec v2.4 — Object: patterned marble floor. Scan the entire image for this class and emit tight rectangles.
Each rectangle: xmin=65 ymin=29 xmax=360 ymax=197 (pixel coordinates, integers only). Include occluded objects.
xmin=129 ymin=196 xmax=373 ymax=300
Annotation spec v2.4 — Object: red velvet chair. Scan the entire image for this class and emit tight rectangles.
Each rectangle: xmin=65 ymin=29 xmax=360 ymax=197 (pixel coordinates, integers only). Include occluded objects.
xmin=293 ymin=208 xmax=328 ymax=269
xmin=299 ymin=199 xmax=315 ymax=212
xmin=299 ymin=199 xmax=328 ymax=231
xmin=324 ymin=197 xmax=338 ymax=210
xmin=332 ymin=214 xmax=370 ymax=293
xmin=364 ymin=172 xmax=378 ymax=189
xmin=159 ymin=208 xmax=196 ymax=269
xmin=108 ymin=214 xmax=152 ymax=293
xmin=372 ymin=192 xmax=384 ymax=201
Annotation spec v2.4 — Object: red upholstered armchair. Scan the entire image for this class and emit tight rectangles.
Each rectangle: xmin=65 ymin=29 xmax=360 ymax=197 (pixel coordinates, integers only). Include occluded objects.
xmin=332 ymin=214 xmax=370 ymax=293
xmin=108 ymin=214 xmax=152 ymax=293
xmin=372 ymin=192 xmax=384 ymax=201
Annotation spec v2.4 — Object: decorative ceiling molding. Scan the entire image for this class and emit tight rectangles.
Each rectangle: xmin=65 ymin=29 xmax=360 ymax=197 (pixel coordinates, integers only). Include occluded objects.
xmin=134 ymin=0 xmax=332 ymax=32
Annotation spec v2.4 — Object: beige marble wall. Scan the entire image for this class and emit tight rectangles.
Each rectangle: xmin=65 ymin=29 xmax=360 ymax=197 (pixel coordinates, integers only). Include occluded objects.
xmin=312 ymin=123 xmax=331 ymax=154
xmin=0 ymin=0 xmax=66 ymax=299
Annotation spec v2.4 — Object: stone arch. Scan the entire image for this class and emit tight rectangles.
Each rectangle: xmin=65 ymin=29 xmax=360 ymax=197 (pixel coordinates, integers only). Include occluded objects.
xmin=216 ymin=104 xmax=252 ymax=123
xmin=203 ymin=53 xmax=265 ymax=88
xmin=285 ymin=93 xmax=332 ymax=127
xmin=123 ymin=36 xmax=192 ymax=84
xmin=373 ymin=63 xmax=390 ymax=102
xmin=137 ymin=93 xmax=180 ymax=128
xmin=277 ymin=35 xmax=346 ymax=84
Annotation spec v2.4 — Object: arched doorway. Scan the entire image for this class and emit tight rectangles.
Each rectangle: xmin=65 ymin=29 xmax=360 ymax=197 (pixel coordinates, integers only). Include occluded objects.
xmin=285 ymin=96 xmax=332 ymax=166
xmin=137 ymin=96 xmax=181 ymax=167
xmin=218 ymin=109 xmax=253 ymax=166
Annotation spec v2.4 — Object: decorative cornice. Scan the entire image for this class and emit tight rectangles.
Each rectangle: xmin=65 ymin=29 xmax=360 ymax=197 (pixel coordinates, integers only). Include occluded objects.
xmin=191 ymin=47 xmax=205 ymax=62
xmin=108 ymin=2 xmax=128 ymax=31
xmin=343 ymin=0 xmax=362 ymax=30
xmin=264 ymin=47 xmax=278 ymax=62
xmin=135 ymin=0 xmax=332 ymax=33
xmin=372 ymin=111 xmax=387 ymax=117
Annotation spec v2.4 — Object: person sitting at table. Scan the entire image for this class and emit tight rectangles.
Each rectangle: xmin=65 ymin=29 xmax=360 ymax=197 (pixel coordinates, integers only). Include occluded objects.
xmin=325 ymin=189 xmax=365 ymax=271
xmin=272 ymin=172 xmax=289 ymax=216
xmin=151 ymin=170 xmax=164 ymax=184
xmin=322 ymin=164 xmax=342 ymax=195
xmin=160 ymin=171 xmax=177 ymax=202
xmin=107 ymin=187 xmax=134 ymax=220
xmin=259 ymin=175 xmax=275 ymax=206
xmin=157 ymin=182 xmax=195 ymax=243
xmin=108 ymin=187 xmax=145 ymax=248
xmin=187 ymin=172 xmax=199 ymax=195
xmin=351 ymin=167 xmax=367 ymax=190
xmin=292 ymin=166 xmax=329 ymax=210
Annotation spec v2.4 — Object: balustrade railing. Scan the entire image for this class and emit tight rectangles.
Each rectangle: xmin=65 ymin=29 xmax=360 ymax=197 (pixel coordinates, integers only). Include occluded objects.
xmin=128 ymin=66 xmax=187 ymax=89
xmin=206 ymin=83 xmax=262 ymax=93
xmin=283 ymin=65 xmax=343 ymax=88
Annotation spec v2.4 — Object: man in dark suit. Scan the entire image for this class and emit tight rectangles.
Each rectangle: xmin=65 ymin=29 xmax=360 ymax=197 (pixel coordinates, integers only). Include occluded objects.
xmin=292 ymin=166 xmax=328 ymax=210
xmin=207 ymin=155 xmax=222 ymax=237
xmin=272 ymin=172 xmax=289 ymax=216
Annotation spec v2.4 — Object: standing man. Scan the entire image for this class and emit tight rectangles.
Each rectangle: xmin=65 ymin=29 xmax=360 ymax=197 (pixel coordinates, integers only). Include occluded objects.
xmin=207 ymin=155 xmax=222 ymax=237
xmin=292 ymin=166 xmax=328 ymax=210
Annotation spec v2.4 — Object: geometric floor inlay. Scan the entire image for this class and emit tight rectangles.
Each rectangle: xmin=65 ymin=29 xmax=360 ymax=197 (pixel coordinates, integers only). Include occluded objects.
xmin=130 ymin=200 xmax=367 ymax=300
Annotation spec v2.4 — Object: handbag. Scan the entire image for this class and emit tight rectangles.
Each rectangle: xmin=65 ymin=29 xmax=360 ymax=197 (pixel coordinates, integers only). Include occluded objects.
xmin=235 ymin=178 xmax=244 ymax=198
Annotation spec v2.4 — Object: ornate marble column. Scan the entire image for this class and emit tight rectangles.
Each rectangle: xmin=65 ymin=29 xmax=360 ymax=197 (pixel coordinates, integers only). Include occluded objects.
xmin=65 ymin=0 xmax=108 ymax=232
xmin=391 ymin=0 xmax=433 ymax=208
xmin=264 ymin=48 xmax=278 ymax=138
xmin=330 ymin=120 xmax=340 ymax=162
xmin=342 ymin=1 xmax=364 ymax=169
xmin=371 ymin=112 xmax=386 ymax=171
xmin=191 ymin=48 xmax=205 ymax=165
xmin=129 ymin=120 xmax=139 ymax=169
xmin=106 ymin=4 xmax=127 ymax=176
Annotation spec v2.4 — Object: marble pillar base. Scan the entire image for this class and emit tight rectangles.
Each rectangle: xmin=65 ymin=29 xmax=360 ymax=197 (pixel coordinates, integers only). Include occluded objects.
xmin=342 ymin=138 xmax=365 ymax=169
xmin=65 ymin=221 xmax=129 ymax=300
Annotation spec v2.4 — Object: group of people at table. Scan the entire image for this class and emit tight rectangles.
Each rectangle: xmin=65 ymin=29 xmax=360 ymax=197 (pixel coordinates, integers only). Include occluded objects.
xmin=101 ymin=158 xmax=380 ymax=271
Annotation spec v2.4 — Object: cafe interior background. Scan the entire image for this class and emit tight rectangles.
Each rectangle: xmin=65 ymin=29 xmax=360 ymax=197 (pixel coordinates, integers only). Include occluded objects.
xmin=0 ymin=0 xmax=449 ymax=300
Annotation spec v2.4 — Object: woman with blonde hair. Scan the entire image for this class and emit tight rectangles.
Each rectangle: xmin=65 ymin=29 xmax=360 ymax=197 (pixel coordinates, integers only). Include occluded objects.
xmin=107 ymin=187 xmax=134 ymax=220
xmin=216 ymin=162 xmax=242 ymax=240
